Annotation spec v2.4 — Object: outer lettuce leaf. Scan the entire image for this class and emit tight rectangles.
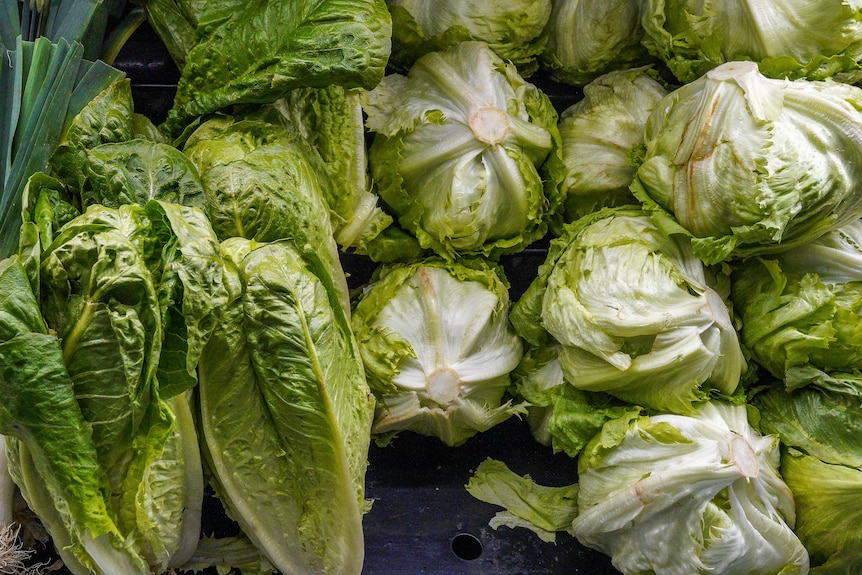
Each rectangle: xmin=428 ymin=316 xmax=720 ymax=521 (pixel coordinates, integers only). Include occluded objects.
xmin=39 ymin=204 xmax=163 ymax=481
xmin=198 ymin=237 xmax=374 ymax=575
xmin=781 ymin=451 xmax=862 ymax=575
xmin=363 ymin=41 xmax=565 ymax=261
xmin=49 ymin=76 xmax=136 ymax=194
xmin=731 ymin=220 xmax=862 ymax=386
xmin=183 ymin=114 xmax=352 ymax=316
xmin=511 ymin=344 xmax=643 ymax=458
xmin=0 ymin=257 xmax=149 ymax=574
xmin=271 ymin=86 xmax=393 ymax=251
xmin=640 ymin=0 xmax=862 ymax=84
xmin=573 ymin=402 xmax=808 ymax=575
xmin=163 ymin=0 xmax=392 ymax=135
xmin=633 ymin=61 xmax=862 ymax=265
xmin=145 ymin=201 xmax=228 ymax=398
xmin=351 ymin=258 xmax=525 ymax=446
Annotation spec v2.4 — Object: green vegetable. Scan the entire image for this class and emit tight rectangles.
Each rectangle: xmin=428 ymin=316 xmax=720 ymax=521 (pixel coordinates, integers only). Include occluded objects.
xmin=0 ymin=244 xmax=206 ymax=574
xmin=182 ymin=113 xmax=352 ymax=316
xmin=385 ymin=0 xmax=551 ymax=74
xmin=633 ymin=61 xmax=862 ymax=265
xmin=541 ymin=0 xmax=654 ymax=86
xmin=271 ymin=86 xmax=393 ymax=251
xmin=197 ymin=237 xmax=374 ymax=575
xmin=351 ymin=258 xmax=526 ymax=446
xmin=73 ymin=139 xmax=206 ymax=209
xmin=511 ymin=206 xmax=745 ymax=414
xmin=572 ymin=401 xmax=808 ymax=575
xmin=557 ymin=66 xmax=669 ymax=222
xmin=466 ymin=457 xmax=578 ymax=543
xmin=162 ymin=0 xmax=393 ymax=136
xmin=363 ymin=41 xmax=566 ymax=260
xmin=753 ymin=382 xmax=862 ymax=573
xmin=731 ymin=220 xmax=862 ymax=388
xmin=511 ymin=344 xmax=643 ymax=458
xmin=641 ymin=0 xmax=862 ymax=84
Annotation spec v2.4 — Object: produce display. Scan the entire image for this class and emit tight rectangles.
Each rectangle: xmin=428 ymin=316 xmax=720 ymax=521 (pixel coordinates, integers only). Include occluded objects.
xmin=2 ymin=1 xmax=861 ymax=575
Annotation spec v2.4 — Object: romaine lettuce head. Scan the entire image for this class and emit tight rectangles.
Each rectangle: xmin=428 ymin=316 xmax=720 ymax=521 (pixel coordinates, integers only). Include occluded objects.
xmin=640 ymin=0 xmax=862 ymax=84
xmin=362 ymin=41 xmax=566 ymax=261
xmin=198 ymin=237 xmax=374 ymax=575
xmin=731 ymin=220 xmax=862 ymax=388
xmin=0 ymin=247 xmax=206 ymax=575
xmin=753 ymin=382 xmax=862 ymax=573
xmin=558 ymin=66 xmax=669 ymax=222
xmin=541 ymin=0 xmax=654 ymax=86
xmin=511 ymin=206 xmax=745 ymax=414
xmin=183 ymin=114 xmax=352 ymax=314
xmin=351 ymin=257 xmax=526 ymax=446
xmin=162 ymin=0 xmax=392 ymax=136
xmin=633 ymin=61 xmax=862 ymax=265
xmin=385 ymin=0 xmax=551 ymax=74
xmin=573 ymin=401 xmax=809 ymax=575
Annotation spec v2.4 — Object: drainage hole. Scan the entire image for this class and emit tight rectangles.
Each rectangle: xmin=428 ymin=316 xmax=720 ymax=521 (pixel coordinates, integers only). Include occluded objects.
xmin=451 ymin=533 xmax=483 ymax=561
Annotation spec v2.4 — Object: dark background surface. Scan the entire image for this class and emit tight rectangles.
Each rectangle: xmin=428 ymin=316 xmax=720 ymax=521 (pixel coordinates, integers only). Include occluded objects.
xmin=29 ymin=19 xmax=619 ymax=575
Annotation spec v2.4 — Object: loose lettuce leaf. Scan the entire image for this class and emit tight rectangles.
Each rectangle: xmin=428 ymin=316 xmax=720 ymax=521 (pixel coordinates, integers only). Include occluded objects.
xmin=466 ymin=457 xmax=578 ymax=543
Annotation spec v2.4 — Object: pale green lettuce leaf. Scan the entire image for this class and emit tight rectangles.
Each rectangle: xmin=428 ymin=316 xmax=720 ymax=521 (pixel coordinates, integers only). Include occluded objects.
xmin=466 ymin=457 xmax=578 ymax=543
xmin=541 ymin=0 xmax=654 ymax=86
xmin=386 ymin=0 xmax=551 ymax=74
xmin=557 ymin=66 xmax=669 ymax=222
